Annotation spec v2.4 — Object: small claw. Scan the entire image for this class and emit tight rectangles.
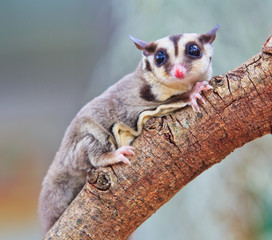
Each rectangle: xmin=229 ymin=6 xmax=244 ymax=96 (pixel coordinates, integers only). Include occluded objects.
xmin=195 ymin=93 xmax=205 ymax=104
xmin=192 ymin=104 xmax=200 ymax=112
xmin=195 ymin=81 xmax=213 ymax=91
xmin=207 ymin=84 xmax=213 ymax=90
xmin=190 ymin=98 xmax=200 ymax=112
xmin=202 ymin=82 xmax=213 ymax=91
xmin=119 ymin=155 xmax=131 ymax=165
xmin=118 ymin=146 xmax=135 ymax=156
xmin=114 ymin=146 xmax=135 ymax=166
xmin=204 ymin=81 xmax=213 ymax=90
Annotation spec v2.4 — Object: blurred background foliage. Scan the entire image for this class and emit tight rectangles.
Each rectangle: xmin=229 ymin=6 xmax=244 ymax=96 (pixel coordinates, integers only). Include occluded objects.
xmin=0 ymin=0 xmax=271 ymax=239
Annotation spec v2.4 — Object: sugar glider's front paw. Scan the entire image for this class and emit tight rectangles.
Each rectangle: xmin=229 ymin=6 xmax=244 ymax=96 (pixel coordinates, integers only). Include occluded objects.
xmin=113 ymin=146 xmax=135 ymax=165
xmin=189 ymin=81 xmax=213 ymax=112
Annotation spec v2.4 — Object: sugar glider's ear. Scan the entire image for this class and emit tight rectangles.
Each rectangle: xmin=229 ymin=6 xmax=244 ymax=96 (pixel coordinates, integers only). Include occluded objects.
xmin=130 ymin=35 xmax=156 ymax=56
xmin=130 ymin=35 xmax=148 ymax=50
xmin=199 ymin=24 xmax=220 ymax=44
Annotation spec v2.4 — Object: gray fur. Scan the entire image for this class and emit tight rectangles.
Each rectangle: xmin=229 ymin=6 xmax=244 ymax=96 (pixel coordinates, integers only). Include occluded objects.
xmin=39 ymin=26 xmax=219 ymax=235
xmin=38 ymin=67 xmax=161 ymax=234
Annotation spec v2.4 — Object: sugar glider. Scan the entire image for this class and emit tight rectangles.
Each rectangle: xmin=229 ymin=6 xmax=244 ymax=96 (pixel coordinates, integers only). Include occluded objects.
xmin=39 ymin=25 xmax=219 ymax=235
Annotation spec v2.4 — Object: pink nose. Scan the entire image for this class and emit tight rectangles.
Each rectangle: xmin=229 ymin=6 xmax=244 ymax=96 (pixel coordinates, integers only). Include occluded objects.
xmin=172 ymin=64 xmax=186 ymax=79
xmin=174 ymin=68 xmax=184 ymax=79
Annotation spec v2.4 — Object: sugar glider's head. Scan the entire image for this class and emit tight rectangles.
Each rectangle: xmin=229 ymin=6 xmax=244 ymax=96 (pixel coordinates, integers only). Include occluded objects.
xmin=130 ymin=25 xmax=219 ymax=91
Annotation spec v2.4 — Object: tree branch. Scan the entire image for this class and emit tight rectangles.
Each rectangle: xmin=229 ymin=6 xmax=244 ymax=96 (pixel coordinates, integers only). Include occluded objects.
xmin=44 ymin=36 xmax=272 ymax=240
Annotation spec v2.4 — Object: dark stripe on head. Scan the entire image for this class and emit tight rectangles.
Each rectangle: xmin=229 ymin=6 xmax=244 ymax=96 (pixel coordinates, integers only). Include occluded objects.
xmin=140 ymin=83 xmax=156 ymax=102
xmin=145 ymin=59 xmax=152 ymax=72
xmin=169 ymin=34 xmax=182 ymax=56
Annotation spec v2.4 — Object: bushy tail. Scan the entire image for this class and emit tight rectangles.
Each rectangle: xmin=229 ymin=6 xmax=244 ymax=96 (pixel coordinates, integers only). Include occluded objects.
xmin=38 ymin=168 xmax=85 ymax=235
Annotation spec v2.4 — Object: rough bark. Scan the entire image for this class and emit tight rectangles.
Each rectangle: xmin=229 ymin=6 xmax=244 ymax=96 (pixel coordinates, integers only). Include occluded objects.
xmin=44 ymin=36 xmax=272 ymax=240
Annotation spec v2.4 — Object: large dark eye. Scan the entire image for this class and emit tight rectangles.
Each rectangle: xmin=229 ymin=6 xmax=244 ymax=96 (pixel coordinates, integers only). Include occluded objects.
xmin=155 ymin=51 xmax=166 ymax=66
xmin=187 ymin=44 xmax=202 ymax=58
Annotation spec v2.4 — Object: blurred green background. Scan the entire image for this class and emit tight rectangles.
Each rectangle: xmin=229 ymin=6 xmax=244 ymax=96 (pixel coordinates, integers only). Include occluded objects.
xmin=1 ymin=1 xmax=272 ymax=239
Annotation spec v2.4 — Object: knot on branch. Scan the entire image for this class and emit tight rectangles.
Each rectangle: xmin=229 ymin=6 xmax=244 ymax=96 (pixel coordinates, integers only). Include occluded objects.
xmin=87 ymin=169 xmax=111 ymax=191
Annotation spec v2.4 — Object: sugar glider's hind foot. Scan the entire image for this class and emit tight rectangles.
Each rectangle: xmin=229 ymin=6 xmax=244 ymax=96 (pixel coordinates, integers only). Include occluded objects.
xmin=92 ymin=146 xmax=135 ymax=167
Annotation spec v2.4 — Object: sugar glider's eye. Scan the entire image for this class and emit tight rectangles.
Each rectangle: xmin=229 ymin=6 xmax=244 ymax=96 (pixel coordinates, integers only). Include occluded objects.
xmin=187 ymin=44 xmax=202 ymax=58
xmin=155 ymin=51 xmax=166 ymax=66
